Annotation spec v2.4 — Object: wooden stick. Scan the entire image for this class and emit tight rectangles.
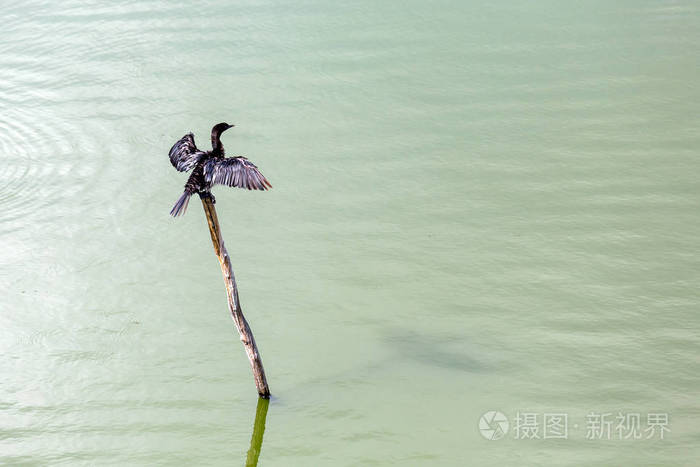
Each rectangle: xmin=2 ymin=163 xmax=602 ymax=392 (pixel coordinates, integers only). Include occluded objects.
xmin=200 ymin=194 xmax=270 ymax=398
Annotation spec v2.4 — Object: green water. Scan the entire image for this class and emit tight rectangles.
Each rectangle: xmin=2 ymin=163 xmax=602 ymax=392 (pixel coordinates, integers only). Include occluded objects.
xmin=2 ymin=1 xmax=699 ymax=465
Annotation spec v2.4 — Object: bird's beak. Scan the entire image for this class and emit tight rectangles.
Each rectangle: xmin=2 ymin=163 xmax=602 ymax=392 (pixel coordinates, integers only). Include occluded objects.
xmin=228 ymin=124 xmax=235 ymax=129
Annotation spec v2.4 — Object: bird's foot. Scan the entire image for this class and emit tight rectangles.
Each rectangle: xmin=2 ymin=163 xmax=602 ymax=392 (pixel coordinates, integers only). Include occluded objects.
xmin=199 ymin=192 xmax=216 ymax=204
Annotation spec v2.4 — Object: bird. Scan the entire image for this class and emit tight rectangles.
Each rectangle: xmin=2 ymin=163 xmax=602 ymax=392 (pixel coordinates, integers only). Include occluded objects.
xmin=168 ymin=122 xmax=271 ymax=217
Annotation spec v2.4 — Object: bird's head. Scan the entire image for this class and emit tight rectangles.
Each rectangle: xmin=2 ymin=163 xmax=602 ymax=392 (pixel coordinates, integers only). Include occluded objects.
xmin=212 ymin=122 xmax=234 ymax=137
xmin=211 ymin=122 xmax=234 ymax=148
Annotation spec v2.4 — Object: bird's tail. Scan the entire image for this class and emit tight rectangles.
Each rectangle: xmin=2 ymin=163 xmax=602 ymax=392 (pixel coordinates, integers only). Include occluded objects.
xmin=170 ymin=190 xmax=192 ymax=217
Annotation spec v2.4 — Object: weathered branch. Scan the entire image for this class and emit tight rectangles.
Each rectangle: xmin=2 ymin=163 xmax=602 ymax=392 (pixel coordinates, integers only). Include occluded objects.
xmin=200 ymin=194 xmax=270 ymax=398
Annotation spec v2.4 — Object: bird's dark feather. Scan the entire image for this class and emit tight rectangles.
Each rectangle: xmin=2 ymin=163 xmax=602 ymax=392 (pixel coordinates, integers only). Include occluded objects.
xmin=203 ymin=157 xmax=272 ymax=191
xmin=169 ymin=133 xmax=207 ymax=172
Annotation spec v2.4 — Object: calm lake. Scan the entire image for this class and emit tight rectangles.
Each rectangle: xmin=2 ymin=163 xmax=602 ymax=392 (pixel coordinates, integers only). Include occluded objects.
xmin=1 ymin=1 xmax=699 ymax=465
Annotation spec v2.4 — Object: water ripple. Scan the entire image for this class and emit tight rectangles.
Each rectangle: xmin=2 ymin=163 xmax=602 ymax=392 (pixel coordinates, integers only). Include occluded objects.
xmin=0 ymin=104 xmax=101 ymax=233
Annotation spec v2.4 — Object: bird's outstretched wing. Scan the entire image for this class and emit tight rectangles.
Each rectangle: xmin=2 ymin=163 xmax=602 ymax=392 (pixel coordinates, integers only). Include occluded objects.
xmin=169 ymin=133 xmax=207 ymax=172
xmin=204 ymin=157 xmax=272 ymax=190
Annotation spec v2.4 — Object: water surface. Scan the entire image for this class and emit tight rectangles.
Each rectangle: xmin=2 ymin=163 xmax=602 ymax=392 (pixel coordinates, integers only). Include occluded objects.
xmin=1 ymin=1 xmax=699 ymax=465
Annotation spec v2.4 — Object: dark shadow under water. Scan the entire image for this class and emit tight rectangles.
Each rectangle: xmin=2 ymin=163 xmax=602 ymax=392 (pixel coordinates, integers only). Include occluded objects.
xmin=245 ymin=397 xmax=270 ymax=467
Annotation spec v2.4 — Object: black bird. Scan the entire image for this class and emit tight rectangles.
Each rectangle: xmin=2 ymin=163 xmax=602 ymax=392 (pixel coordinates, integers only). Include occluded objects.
xmin=168 ymin=122 xmax=271 ymax=217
